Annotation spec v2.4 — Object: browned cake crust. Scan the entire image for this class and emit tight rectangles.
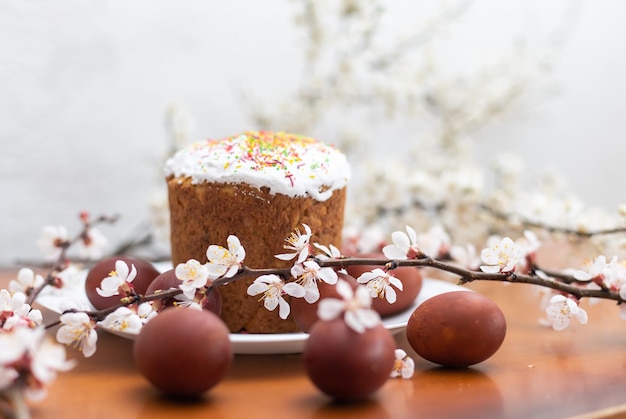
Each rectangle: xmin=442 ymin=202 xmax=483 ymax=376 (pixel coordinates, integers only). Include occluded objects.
xmin=167 ymin=176 xmax=346 ymax=333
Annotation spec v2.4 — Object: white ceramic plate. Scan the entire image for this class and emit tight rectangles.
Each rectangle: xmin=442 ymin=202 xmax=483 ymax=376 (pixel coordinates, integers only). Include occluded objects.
xmin=36 ymin=266 xmax=468 ymax=354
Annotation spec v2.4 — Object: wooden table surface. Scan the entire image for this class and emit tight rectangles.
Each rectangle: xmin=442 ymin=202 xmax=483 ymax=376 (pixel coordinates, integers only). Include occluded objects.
xmin=4 ymin=268 xmax=626 ymax=419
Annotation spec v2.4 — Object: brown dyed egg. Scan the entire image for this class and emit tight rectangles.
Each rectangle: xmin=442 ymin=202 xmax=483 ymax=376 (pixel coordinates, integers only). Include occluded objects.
xmin=290 ymin=273 xmax=357 ymax=333
xmin=345 ymin=252 xmax=423 ymax=317
xmin=85 ymin=256 xmax=160 ymax=309
xmin=304 ymin=317 xmax=395 ymax=400
xmin=406 ymin=291 xmax=506 ymax=367
xmin=133 ymin=307 xmax=232 ymax=397
xmin=146 ymin=269 xmax=222 ymax=315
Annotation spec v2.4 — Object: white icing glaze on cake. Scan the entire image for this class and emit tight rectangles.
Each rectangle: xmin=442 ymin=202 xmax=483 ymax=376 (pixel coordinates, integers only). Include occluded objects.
xmin=164 ymin=131 xmax=351 ymax=201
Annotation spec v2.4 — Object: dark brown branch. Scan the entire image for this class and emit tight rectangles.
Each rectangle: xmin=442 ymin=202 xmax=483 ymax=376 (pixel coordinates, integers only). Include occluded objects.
xmin=66 ymin=254 xmax=623 ymax=327
xmin=315 ymin=256 xmax=622 ymax=303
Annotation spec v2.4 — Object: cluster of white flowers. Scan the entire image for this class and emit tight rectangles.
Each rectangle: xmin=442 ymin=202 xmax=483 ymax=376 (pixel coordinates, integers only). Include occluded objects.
xmin=0 ymin=224 xmax=99 ymax=386
xmin=349 ymin=223 xmax=600 ymax=332
xmin=42 ymin=228 xmax=157 ymax=359
xmin=347 ymin=150 xmax=626 ymax=268
xmin=567 ymin=255 xmax=626 ymax=320
xmin=572 ymin=255 xmax=626 ymax=297
xmin=1 ymin=288 xmax=42 ymax=331
xmin=247 ymin=221 xmax=599 ymax=337
xmin=246 ymin=223 xmax=403 ymax=328
xmin=478 ymin=231 xmax=544 ymax=276
xmin=543 ymin=295 xmax=588 ymax=331
xmin=54 ymin=230 xmax=319 ymax=364
xmin=247 ymin=224 xmax=338 ymax=319
xmin=318 ymin=279 xmax=381 ymax=334
xmin=8 ymin=268 xmax=44 ymax=295
xmin=56 ymin=235 xmax=251 ymax=358
xmin=44 ymin=264 xmax=150 ymax=361
xmin=0 ymin=278 xmax=73 ymax=404
xmin=245 ymin=224 xmax=414 ymax=377
xmin=38 ymin=223 xmax=108 ymax=262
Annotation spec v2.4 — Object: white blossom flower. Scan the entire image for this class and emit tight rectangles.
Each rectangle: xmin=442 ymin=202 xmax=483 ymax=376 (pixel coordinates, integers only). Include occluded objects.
xmin=24 ymin=307 xmax=43 ymax=327
xmin=1 ymin=289 xmax=26 ymax=314
xmin=96 ymin=259 xmax=137 ymax=298
xmin=382 ymin=225 xmax=421 ymax=260
xmin=318 ymin=279 xmax=381 ymax=333
xmin=136 ymin=302 xmax=157 ymax=324
xmin=598 ymin=257 xmax=626 ymax=295
xmin=571 ymin=256 xmax=626 ymax=300
xmin=356 ymin=268 xmax=403 ymax=304
xmin=27 ymin=332 xmax=76 ymax=401
xmin=206 ymin=235 xmax=246 ymax=278
xmin=291 ymin=260 xmax=338 ymax=303
xmin=572 ymin=255 xmax=609 ymax=281
xmin=313 ymin=242 xmax=342 ymax=260
xmin=37 ymin=225 xmax=69 ymax=261
xmin=99 ymin=307 xmax=143 ymax=334
xmin=172 ymin=292 xmax=203 ymax=311
xmin=178 ymin=299 xmax=204 ymax=311
xmin=417 ymin=224 xmax=450 ymax=258
xmin=390 ymin=348 xmax=415 ymax=379
xmin=3 ymin=309 xmax=43 ymax=330
xmin=0 ymin=327 xmax=74 ymax=401
xmin=55 ymin=264 xmax=83 ymax=289
xmin=175 ymin=259 xmax=211 ymax=299
xmin=9 ymin=268 xmax=45 ymax=295
xmin=78 ymin=227 xmax=108 ymax=260
xmin=0 ymin=326 xmax=37 ymax=365
xmin=479 ymin=237 xmax=522 ymax=273
xmin=246 ymin=275 xmax=305 ymax=319
xmin=544 ymin=295 xmax=588 ymax=331
xmin=572 ymin=255 xmax=626 ymax=299
xmin=56 ymin=312 xmax=98 ymax=357
xmin=275 ymin=224 xmax=312 ymax=263
xmin=0 ymin=290 xmax=42 ymax=330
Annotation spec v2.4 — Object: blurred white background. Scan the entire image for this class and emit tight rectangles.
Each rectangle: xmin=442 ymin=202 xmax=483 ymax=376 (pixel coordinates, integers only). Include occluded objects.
xmin=1 ymin=0 xmax=625 ymax=266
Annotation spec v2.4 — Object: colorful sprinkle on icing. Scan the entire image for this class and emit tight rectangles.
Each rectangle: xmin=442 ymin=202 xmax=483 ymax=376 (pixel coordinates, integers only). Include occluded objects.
xmin=164 ymin=131 xmax=351 ymax=201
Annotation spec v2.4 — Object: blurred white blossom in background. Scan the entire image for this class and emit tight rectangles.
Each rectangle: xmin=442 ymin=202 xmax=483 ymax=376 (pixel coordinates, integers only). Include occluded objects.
xmin=150 ymin=0 xmax=626 ymax=260
xmin=3 ymin=0 xmax=626 ymax=264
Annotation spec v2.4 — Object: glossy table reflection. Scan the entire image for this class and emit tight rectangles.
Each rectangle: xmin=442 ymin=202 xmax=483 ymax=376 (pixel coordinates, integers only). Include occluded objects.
xmin=3 ymin=269 xmax=626 ymax=419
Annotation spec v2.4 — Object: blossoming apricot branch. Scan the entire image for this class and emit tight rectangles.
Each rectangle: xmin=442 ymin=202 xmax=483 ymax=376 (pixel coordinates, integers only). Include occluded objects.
xmin=3 ymin=216 xmax=624 ymax=417
xmin=45 ymin=217 xmax=614 ymax=344
xmin=65 ymin=223 xmax=623 ymax=337
xmin=166 ymin=223 xmax=608 ymax=332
